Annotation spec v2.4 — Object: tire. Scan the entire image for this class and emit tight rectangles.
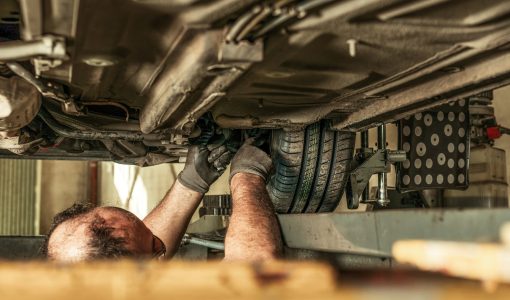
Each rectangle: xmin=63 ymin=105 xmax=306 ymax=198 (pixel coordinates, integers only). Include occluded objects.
xmin=268 ymin=121 xmax=355 ymax=214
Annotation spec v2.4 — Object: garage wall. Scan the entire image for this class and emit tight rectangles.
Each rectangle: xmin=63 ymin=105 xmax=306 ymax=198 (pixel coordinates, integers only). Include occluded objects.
xmin=98 ymin=162 xmax=230 ymax=220
xmin=0 ymin=160 xmax=39 ymax=235
xmin=98 ymin=163 xmax=178 ymax=219
xmin=493 ymin=85 xmax=510 ymax=201
xmin=36 ymin=159 xmax=231 ymax=234
xmin=39 ymin=161 xmax=89 ymax=234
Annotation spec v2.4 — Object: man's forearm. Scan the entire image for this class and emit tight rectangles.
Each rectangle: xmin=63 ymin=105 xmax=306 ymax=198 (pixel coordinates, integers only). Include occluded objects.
xmin=143 ymin=180 xmax=203 ymax=257
xmin=225 ymin=173 xmax=282 ymax=261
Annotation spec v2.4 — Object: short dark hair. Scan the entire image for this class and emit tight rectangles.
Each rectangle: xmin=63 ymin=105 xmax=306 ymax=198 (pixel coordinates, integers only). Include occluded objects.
xmin=88 ymin=216 xmax=132 ymax=259
xmin=42 ymin=203 xmax=133 ymax=260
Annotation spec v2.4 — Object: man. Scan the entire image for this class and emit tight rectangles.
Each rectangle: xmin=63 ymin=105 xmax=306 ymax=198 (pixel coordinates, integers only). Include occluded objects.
xmin=42 ymin=140 xmax=282 ymax=261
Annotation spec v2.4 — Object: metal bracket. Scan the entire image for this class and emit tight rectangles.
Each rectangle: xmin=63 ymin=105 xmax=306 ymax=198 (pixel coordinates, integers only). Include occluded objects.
xmin=279 ymin=208 xmax=510 ymax=257
xmin=346 ymin=147 xmax=406 ymax=209
xmin=347 ymin=149 xmax=387 ymax=209
xmin=5 ymin=62 xmax=84 ymax=116
xmin=6 ymin=62 xmax=71 ymax=104
xmin=218 ymin=40 xmax=263 ymax=63
xmin=0 ymin=136 xmax=44 ymax=154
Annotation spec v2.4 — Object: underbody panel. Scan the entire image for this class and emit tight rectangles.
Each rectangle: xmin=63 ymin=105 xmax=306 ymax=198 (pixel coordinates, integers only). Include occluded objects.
xmin=31 ymin=0 xmax=510 ymax=132
xmin=1 ymin=0 xmax=510 ymax=163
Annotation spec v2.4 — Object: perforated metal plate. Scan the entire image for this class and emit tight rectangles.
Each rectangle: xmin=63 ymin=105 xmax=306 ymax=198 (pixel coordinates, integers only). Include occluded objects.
xmin=397 ymin=100 xmax=470 ymax=191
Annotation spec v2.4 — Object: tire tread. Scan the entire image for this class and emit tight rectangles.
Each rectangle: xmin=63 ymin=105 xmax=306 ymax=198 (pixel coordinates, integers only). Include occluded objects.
xmin=268 ymin=121 xmax=354 ymax=214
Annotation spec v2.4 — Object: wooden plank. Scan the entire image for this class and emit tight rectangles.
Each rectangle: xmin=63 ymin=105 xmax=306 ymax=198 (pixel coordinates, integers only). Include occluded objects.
xmin=393 ymin=240 xmax=510 ymax=291
xmin=0 ymin=260 xmax=337 ymax=300
xmin=0 ymin=260 xmax=509 ymax=299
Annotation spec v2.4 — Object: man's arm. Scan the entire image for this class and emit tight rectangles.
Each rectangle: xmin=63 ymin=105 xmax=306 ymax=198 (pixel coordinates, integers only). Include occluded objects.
xmin=144 ymin=144 xmax=233 ymax=258
xmin=225 ymin=173 xmax=282 ymax=260
xmin=143 ymin=181 xmax=203 ymax=257
xmin=224 ymin=140 xmax=282 ymax=261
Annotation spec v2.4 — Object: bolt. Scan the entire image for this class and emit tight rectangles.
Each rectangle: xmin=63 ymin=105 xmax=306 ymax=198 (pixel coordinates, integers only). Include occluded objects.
xmin=252 ymin=6 xmax=262 ymax=14
xmin=82 ymin=55 xmax=118 ymax=67
xmin=346 ymin=39 xmax=358 ymax=57
xmin=296 ymin=9 xmax=307 ymax=19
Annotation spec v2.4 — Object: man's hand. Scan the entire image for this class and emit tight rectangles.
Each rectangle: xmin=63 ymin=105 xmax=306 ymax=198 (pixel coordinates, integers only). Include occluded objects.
xmin=229 ymin=138 xmax=273 ymax=183
xmin=178 ymin=145 xmax=233 ymax=194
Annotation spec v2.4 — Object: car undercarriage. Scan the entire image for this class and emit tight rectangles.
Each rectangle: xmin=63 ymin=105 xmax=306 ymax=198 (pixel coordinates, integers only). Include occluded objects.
xmin=1 ymin=0 xmax=510 ymax=213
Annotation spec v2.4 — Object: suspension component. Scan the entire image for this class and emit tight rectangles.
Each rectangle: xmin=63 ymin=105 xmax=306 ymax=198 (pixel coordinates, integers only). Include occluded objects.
xmin=0 ymin=76 xmax=41 ymax=133
xmin=0 ymin=35 xmax=67 ymax=61
xmin=346 ymin=125 xmax=406 ymax=209
xmin=38 ymin=107 xmax=145 ymax=141
xmin=376 ymin=125 xmax=390 ymax=207
xmin=360 ymin=130 xmax=369 ymax=202
xmin=0 ymin=76 xmax=43 ymax=154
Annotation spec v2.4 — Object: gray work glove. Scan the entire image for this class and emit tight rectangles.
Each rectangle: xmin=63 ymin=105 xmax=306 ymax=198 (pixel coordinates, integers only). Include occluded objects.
xmin=229 ymin=138 xmax=273 ymax=183
xmin=178 ymin=145 xmax=233 ymax=194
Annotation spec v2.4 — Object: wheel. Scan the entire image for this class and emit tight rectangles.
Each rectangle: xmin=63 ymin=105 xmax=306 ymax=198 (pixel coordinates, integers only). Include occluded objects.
xmin=267 ymin=121 xmax=355 ymax=214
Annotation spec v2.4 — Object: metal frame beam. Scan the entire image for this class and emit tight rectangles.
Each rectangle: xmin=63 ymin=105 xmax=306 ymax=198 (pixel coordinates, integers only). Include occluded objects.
xmin=278 ymin=208 xmax=510 ymax=257
xmin=4 ymin=209 xmax=510 ymax=260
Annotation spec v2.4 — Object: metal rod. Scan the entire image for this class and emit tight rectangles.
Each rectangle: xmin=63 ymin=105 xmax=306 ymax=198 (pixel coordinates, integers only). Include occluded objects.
xmin=38 ymin=107 xmax=145 ymax=141
xmin=360 ymin=130 xmax=369 ymax=201
xmin=361 ymin=130 xmax=369 ymax=148
xmin=235 ymin=6 xmax=272 ymax=42
xmin=6 ymin=62 xmax=48 ymax=94
xmin=0 ymin=36 xmax=66 ymax=61
xmin=225 ymin=6 xmax=262 ymax=43
xmin=252 ymin=0 xmax=336 ymax=39
xmin=377 ymin=125 xmax=389 ymax=207
xmin=87 ymin=161 xmax=98 ymax=207
xmin=182 ymin=235 xmax=225 ymax=251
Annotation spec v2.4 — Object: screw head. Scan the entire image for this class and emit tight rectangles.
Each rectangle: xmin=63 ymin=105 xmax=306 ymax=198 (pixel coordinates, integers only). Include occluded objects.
xmin=82 ymin=55 xmax=118 ymax=67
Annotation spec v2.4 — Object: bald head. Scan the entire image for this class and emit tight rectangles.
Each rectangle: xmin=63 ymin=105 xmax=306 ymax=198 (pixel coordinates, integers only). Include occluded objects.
xmin=47 ymin=212 xmax=92 ymax=262
xmin=43 ymin=204 xmax=164 ymax=262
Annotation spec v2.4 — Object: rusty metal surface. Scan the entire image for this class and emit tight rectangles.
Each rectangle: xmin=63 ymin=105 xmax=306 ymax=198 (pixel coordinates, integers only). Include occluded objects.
xmin=30 ymin=0 xmax=510 ymax=133
xmin=332 ymin=45 xmax=510 ymax=131
xmin=7 ymin=0 xmax=510 ymax=166
xmin=138 ymin=29 xmax=221 ymax=133
xmin=279 ymin=208 xmax=510 ymax=256
xmin=214 ymin=27 xmax=510 ymax=130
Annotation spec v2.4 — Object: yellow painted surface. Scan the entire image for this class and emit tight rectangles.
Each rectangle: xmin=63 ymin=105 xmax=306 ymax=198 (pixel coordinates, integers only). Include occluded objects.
xmin=0 ymin=260 xmax=509 ymax=299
